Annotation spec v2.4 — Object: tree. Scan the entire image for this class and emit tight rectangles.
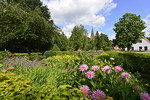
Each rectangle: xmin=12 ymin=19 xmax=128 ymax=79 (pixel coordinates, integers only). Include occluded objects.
xmin=0 ymin=2 xmax=55 ymax=52
xmin=113 ymin=13 xmax=146 ymax=51
xmin=69 ymin=25 xmax=87 ymax=50
xmin=5 ymin=0 xmax=51 ymax=22
xmin=95 ymin=31 xmax=100 ymax=50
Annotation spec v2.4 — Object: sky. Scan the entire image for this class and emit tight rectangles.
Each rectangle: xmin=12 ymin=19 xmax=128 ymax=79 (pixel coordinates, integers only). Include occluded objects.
xmin=41 ymin=0 xmax=150 ymax=40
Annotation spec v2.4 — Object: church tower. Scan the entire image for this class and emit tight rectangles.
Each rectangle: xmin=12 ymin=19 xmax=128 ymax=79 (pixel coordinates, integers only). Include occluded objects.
xmin=90 ymin=26 xmax=95 ymax=40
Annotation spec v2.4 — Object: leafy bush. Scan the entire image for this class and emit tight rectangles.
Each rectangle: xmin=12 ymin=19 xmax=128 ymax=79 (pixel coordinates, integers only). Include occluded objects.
xmin=0 ymin=72 xmax=53 ymax=100
xmin=52 ymin=44 xmax=60 ymax=51
xmin=43 ymin=50 xmax=57 ymax=58
xmin=43 ymin=55 xmax=80 ymax=68
xmin=14 ymin=53 xmax=42 ymax=61
xmin=104 ymin=47 xmax=113 ymax=51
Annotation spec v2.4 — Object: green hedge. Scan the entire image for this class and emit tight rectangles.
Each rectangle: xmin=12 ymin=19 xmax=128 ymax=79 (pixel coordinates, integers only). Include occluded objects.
xmin=117 ymin=53 xmax=150 ymax=78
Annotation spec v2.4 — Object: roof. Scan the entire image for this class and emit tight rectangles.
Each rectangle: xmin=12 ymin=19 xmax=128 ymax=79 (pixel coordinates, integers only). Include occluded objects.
xmin=141 ymin=36 xmax=150 ymax=43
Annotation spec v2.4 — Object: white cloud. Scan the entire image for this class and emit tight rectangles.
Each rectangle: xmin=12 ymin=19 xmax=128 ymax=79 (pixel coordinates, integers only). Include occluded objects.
xmin=109 ymin=34 xmax=116 ymax=40
xmin=143 ymin=14 xmax=150 ymax=36
xmin=62 ymin=24 xmax=75 ymax=38
xmin=41 ymin=0 xmax=117 ymax=37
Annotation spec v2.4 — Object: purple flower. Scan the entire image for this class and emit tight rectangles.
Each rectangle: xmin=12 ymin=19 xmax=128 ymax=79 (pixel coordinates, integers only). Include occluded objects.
xmin=140 ymin=92 xmax=150 ymax=100
xmin=80 ymin=85 xmax=90 ymax=97
xmin=87 ymin=71 xmax=94 ymax=79
xmin=79 ymin=64 xmax=88 ymax=72
xmin=114 ymin=66 xmax=123 ymax=72
xmin=92 ymin=90 xmax=106 ymax=100
xmin=92 ymin=66 xmax=99 ymax=71
xmin=134 ymin=86 xmax=139 ymax=90
xmin=102 ymin=65 xmax=110 ymax=72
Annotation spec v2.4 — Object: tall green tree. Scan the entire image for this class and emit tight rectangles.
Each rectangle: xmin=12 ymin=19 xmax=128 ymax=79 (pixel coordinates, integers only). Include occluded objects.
xmin=95 ymin=31 xmax=100 ymax=50
xmin=69 ymin=25 xmax=87 ymax=50
xmin=113 ymin=13 xmax=146 ymax=51
xmin=5 ymin=0 xmax=51 ymax=22
xmin=0 ymin=2 xmax=55 ymax=52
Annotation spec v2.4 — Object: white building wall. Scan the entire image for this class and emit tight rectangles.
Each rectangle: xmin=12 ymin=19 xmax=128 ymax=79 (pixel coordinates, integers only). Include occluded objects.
xmin=125 ymin=38 xmax=150 ymax=51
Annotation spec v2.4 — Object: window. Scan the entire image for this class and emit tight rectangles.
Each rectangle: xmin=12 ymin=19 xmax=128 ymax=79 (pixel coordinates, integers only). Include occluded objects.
xmin=139 ymin=40 xmax=142 ymax=43
xmin=139 ymin=46 xmax=142 ymax=51
xmin=131 ymin=47 xmax=134 ymax=51
xmin=144 ymin=46 xmax=148 ymax=51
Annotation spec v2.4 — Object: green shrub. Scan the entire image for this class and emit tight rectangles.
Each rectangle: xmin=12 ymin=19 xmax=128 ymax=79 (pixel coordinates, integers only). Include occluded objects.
xmin=104 ymin=47 xmax=113 ymax=51
xmin=43 ymin=50 xmax=57 ymax=58
xmin=0 ymin=72 xmax=53 ymax=100
xmin=52 ymin=44 xmax=60 ymax=51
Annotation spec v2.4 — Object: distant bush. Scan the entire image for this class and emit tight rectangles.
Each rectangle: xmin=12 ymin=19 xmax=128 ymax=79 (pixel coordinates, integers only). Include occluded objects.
xmin=43 ymin=50 xmax=57 ymax=58
xmin=104 ymin=47 xmax=113 ymax=51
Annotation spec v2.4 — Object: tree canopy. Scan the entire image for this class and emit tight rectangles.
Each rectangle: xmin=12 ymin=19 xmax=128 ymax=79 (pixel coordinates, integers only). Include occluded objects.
xmin=69 ymin=25 xmax=88 ymax=50
xmin=113 ymin=13 xmax=146 ymax=51
xmin=0 ymin=1 xmax=57 ymax=52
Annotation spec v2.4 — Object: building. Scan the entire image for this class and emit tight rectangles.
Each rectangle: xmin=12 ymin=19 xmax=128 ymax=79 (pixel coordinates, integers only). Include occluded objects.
xmin=125 ymin=36 xmax=150 ymax=51
xmin=90 ymin=26 xmax=95 ymax=40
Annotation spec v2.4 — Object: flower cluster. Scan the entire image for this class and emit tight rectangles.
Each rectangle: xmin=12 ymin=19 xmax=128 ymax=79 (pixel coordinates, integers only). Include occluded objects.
xmin=140 ymin=92 xmax=150 ymax=100
xmin=80 ymin=85 xmax=106 ymax=100
xmin=79 ymin=64 xmax=100 ymax=79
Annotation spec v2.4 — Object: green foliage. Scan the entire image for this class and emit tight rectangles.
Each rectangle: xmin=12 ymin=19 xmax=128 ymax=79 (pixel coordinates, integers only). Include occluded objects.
xmin=0 ymin=1 xmax=56 ymax=52
xmin=69 ymin=25 xmax=88 ymax=50
xmin=113 ymin=13 xmax=146 ymax=51
xmin=104 ymin=47 xmax=113 ymax=51
xmin=42 ymin=55 xmax=80 ymax=68
xmin=43 ymin=50 xmax=57 ymax=58
xmin=95 ymin=31 xmax=100 ymax=50
xmin=51 ymin=85 xmax=82 ymax=100
xmin=14 ymin=53 xmax=42 ymax=60
xmin=0 ymin=72 xmax=53 ymax=99
xmin=52 ymin=44 xmax=60 ymax=51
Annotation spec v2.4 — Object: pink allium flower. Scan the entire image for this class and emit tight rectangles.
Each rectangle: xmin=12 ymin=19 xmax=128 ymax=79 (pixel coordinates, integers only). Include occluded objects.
xmin=107 ymin=70 xmax=111 ymax=75
xmin=87 ymin=71 xmax=94 ymax=79
xmin=119 ymin=72 xmax=130 ymax=80
xmin=92 ymin=66 xmax=99 ymax=71
xmin=80 ymin=85 xmax=90 ymax=97
xmin=79 ymin=64 xmax=88 ymax=72
xmin=102 ymin=65 xmax=110 ymax=72
xmin=140 ymin=92 xmax=150 ymax=100
xmin=134 ymin=86 xmax=139 ymax=90
xmin=92 ymin=90 xmax=106 ymax=100
xmin=114 ymin=66 xmax=123 ymax=72
xmin=110 ymin=57 xmax=115 ymax=60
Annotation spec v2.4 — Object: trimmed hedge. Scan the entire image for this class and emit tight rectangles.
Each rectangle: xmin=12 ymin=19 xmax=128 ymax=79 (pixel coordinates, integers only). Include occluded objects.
xmin=117 ymin=53 xmax=150 ymax=79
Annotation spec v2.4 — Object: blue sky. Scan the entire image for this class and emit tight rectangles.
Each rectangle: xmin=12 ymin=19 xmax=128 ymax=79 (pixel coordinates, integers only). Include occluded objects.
xmin=41 ymin=0 xmax=150 ymax=40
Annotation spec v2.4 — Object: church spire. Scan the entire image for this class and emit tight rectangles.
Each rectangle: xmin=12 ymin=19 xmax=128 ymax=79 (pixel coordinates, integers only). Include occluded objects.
xmin=91 ymin=26 xmax=95 ymax=40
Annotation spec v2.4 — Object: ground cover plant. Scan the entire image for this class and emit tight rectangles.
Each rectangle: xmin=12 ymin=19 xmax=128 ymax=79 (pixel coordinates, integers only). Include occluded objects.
xmin=0 ymin=51 xmax=150 ymax=100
